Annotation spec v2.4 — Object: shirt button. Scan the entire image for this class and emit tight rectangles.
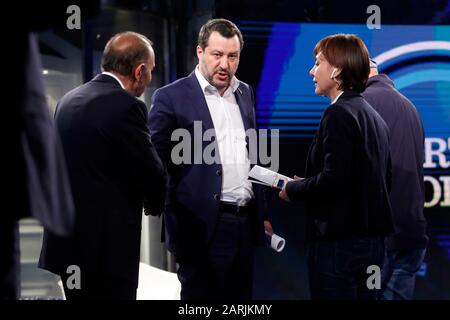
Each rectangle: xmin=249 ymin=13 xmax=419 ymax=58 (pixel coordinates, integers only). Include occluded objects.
xmin=213 ymin=194 xmax=220 ymax=201
xmin=216 ymin=170 xmax=222 ymax=176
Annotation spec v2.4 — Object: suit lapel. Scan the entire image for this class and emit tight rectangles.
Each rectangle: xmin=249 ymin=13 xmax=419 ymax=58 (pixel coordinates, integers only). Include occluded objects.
xmin=234 ymin=83 xmax=255 ymax=155
xmin=234 ymin=83 xmax=254 ymax=131
xmin=186 ymin=72 xmax=222 ymax=163
xmin=186 ymin=72 xmax=215 ymax=132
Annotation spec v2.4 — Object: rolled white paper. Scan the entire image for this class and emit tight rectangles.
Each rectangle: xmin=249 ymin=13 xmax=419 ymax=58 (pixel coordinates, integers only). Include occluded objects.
xmin=265 ymin=231 xmax=286 ymax=252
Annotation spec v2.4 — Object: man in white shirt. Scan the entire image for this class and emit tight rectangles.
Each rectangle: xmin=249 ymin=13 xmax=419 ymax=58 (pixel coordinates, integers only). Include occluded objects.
xmin=149 ymin=18 xmax=272 ymax=300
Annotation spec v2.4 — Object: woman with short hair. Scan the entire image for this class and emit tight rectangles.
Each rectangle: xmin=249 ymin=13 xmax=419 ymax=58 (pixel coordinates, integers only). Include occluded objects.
xmin=279 ymin=34 xmax=393 ymax=300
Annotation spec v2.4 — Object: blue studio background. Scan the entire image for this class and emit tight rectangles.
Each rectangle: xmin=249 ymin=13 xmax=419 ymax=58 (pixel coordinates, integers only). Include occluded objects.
xmin=237 ymin=22 xmax=450 ymax=299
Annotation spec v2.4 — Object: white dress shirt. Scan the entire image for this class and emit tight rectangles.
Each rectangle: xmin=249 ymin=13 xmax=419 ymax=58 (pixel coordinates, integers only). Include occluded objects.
xmin=195 ymin=67 xmax=254 ymax=205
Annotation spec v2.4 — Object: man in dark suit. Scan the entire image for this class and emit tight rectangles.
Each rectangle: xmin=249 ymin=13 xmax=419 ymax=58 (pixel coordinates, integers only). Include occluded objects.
xmin=363 ymin=60 xmax=428 ymax=300
xmin=39 ymin=32 xmax=166 ymax=300
xmin=149 ymin=19 xmax=271 ymax=300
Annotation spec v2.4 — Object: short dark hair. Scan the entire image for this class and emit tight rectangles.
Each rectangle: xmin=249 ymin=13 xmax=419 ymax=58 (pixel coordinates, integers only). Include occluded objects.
xmin=198 ymin=18 xmax=244 ymax=50
xmin=101 ymin=31 xmax=153 ymax=76
xmin=314 ymin=34 xmax=370 ymax=92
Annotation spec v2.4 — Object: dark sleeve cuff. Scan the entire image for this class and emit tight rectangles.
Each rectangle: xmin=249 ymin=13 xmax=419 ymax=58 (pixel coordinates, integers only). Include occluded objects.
xmin=285 ymin=179 xmax=303 ymax=203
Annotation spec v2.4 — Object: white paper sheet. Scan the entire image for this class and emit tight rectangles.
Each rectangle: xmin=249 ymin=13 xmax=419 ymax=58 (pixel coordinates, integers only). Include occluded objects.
xmin=248 ymin=165 xmax=293 ymax=189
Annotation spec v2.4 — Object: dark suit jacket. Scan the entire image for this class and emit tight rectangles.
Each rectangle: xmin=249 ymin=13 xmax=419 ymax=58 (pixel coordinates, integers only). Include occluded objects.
xmin=3 ymin=33 xmax=75 ymax=300
xmin=10 ymin=33 xmax=75 ymax=233
xmin=4 ymin=2 xmax=99 ymax=299
xmin=286 ymin=90 xmax=393 ymax=242
xmin=363 ymin=74 xmax=428 ymax=250
xmin=39 ymin=74 xmax=166 ymax=287
xmin=149 ymin=72 xmax=266 ymax=255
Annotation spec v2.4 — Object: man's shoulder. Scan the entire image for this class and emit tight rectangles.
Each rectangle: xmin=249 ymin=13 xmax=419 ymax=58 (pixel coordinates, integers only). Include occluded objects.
xmin=61 ymin=80 xmax=142 ymax=113
xmin=66 ymin=77 xmax=126 ymax=96
xmin=364 ymin=74 xmax=397 ymax=98
xmin=156 ymin=74 xmax=194 ymax=94
xmin=237 ymin=79 xmax=252 ymax=91
xmin=364 ymin=78 xmax=416 ymax=112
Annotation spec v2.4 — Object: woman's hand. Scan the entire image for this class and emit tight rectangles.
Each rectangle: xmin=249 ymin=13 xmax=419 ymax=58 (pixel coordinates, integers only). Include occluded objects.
xmin=278 ymin=175 xmax=302 ymax=202
xmin=279 ymin=187 xmax=291 ymax=202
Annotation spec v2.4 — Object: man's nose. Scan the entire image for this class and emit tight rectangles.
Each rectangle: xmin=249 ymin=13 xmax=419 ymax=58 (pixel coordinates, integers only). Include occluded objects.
xmin=219 ymin=56 xmax=229 ymax=69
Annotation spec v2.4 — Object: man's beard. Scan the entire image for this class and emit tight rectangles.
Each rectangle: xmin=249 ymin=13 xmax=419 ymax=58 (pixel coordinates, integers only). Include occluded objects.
xmin=207 ymin=69 xmax=231 ymax=89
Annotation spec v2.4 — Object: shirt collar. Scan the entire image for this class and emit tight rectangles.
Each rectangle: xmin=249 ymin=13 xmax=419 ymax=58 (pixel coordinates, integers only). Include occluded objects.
xmin=194 ymin=65 xmax=240 ymax=95
xmin=331 ymin=91 xmax=344 ymax=104
xmin=102 ymin=72 xmax=125 ymax=89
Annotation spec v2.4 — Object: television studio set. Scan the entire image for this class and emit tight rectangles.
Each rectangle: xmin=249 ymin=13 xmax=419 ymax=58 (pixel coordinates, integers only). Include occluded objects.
xmin=2 ymin=0 xmax=450 ymax=313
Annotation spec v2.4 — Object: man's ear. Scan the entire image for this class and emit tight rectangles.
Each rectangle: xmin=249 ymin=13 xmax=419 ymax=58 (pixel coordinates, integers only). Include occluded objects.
xmin=196 ymin=45 xmax=204 ymax=60
xmin=134 ymin=63 xmax=146 ymax=81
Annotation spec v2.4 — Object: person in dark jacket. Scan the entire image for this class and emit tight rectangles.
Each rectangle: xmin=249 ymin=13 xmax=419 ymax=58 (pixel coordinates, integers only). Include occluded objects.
xmin=39 ymin=32 xmax=166 ymax=300
xmin=3 ymin=32 xmax=75 ymax=301
xmin=2 ymin=1 xmax=100 ymax=300
xmin=279 ymin=34 xmax=393 ymax=300
xmin=362 ymin=60 xmax=428 ymax=300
